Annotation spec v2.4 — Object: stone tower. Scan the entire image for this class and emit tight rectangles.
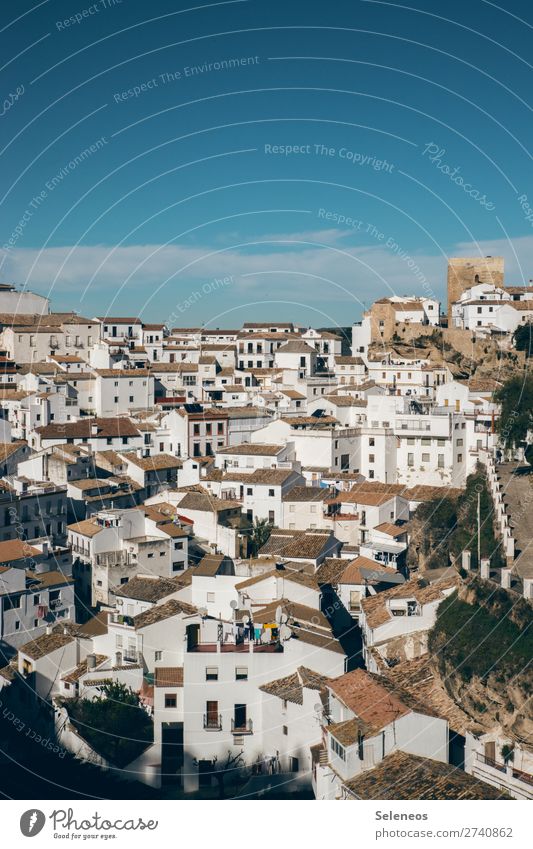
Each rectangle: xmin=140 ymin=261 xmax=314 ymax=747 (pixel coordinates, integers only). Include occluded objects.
xmin=447 ymin=256 xmax=504 ymax=322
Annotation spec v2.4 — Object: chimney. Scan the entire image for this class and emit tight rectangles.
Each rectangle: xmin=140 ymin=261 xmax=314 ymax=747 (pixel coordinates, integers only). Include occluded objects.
xmin=480 ymin=558 xmax=490 ymax=580
xmin=461 ymin=550 xmax=471 ymax=572
xmin=90 ymin=423 xmax=98 ymax=436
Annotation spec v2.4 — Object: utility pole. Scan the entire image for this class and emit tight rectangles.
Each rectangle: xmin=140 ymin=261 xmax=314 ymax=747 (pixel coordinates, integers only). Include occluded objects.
xmin=477 ymin=491 xmax=481 ymax=569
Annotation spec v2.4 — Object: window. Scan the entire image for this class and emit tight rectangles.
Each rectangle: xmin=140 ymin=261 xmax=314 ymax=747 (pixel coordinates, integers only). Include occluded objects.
xmin=174 ymin=542 xmax=183 ymax=550
xmin=457 ymin=453 xmax=463 ymax=463
xmin=310 ymin=504 xmax=317 ymax=513
xmin=369 ymin=454 xmax=375 ymax=463
xmin=456 ymin=438 xmax=463 ymax=447
xmin=147 ymin=552 xmax=154 ymax=559
xmin=246 ymin=488 xmax=253 ymax=496
xmin=283 ymin=725 xmax=288 ymax=736
xmin=155 ymin=651 xmax=162 ymax=661
xmin=165 ymin=694 xmax=177 ymax=708
xmin=289 ymin=504 xmax=295 ymax=513
xmin=368 ymin=469 xmax=375 ymax=478
xmin=407 ymin=453 xmax=414 ymax=466
xmin=437 ymin=438 xmax=446 ymax=446
xmin=438 ymin=454 xmax=444 ymax=468
xmin=159 ymin=551 xmax=165 ymax=557
xmin=331 ymin=737 xmax=346 ymax=761
xmin=268 ymin=489 xmax=275 ymax=497
xmin=129 ymin=396 xmax=134 ymax=403
xmin=193 ymin=423 xmax=200 ymax=435
xmin=235 ymin=667 xmax=248 ymax=680
xmin=206 ymin=667 xmax=218 ymax=681
xmin=207 ymin=592 xmax=215 ymax=603
xmin=422 ymin=453 xmax=430 ymax=462
xmin=407 ymin=437 xmax=415 ymax=445
xmin=349 ymin=590 xmax=361 ymax=611
xmin=369 ymin=438 xmax=375 ymax=446
xmin=421 ymin=438 xmax=431 ymax=446
xmin=33 ymin=594 xmax=40 ymax=605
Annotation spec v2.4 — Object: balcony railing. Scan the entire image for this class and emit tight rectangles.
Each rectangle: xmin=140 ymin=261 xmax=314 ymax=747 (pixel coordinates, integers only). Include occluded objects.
xmin=203 ymin=714 xmax=223 ymax=731
xmin=110 ymin=613 xmax=134 ymax=627
xmin=231 ymin=718 xmax=253 ymax=734
xmin=95 ymin=550 xmax=134 ymax=567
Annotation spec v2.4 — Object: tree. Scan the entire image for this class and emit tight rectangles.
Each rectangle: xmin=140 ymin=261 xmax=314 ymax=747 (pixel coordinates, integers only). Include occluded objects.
xmin=67 ymin=683 xmax=153 ymax=767
xmin=513 ymin=323 xmax=533 ymax=357
xmin=493 ymin=375 xmax=533 ymax=454
xmin=193 ymin=749 xmax=245 ymax=798
xmin=248 ymin=517 xmax=273 ymax=556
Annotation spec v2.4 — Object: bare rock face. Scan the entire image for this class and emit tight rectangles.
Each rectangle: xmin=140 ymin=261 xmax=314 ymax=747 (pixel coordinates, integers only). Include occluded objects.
xmin=428 ymin=575 xmax=533 ymax=743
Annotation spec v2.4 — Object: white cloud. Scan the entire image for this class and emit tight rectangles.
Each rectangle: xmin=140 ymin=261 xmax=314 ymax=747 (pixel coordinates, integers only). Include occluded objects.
xmin=3 ymin=232 xmax=531 ymax=317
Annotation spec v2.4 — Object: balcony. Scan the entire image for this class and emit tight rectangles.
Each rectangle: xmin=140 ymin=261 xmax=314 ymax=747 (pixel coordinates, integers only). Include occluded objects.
xmin=474 ymin=754 xmax=533 ymax=800
xmin=203 ymin=714 xmax=223 ymax=731
xmin=110 ymin=613 xmax=134 ymax=627
xmin=231 ymin=718 xmax=253 ymax=735
xmin=188 ymin=640 xmax=281 ymax=654
xmin=95 ymin=550 xmax=134 ymax=567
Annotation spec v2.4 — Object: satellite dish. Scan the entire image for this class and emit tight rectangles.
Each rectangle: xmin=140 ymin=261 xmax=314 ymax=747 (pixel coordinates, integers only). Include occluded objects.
xmin=242 ymin=614 xmax=250 ymax=625
xmin=230 ymin=600 xmax=238 ymax=609
xmin=280 ymin=612 xmax=288 ymax=625
xmin=275 ymin=605 xmax=283 ymax=623
xmin=279 ymin=624 xmax=292 ymax=642
xmin=313 ymin=703 xmax=323 ymax=713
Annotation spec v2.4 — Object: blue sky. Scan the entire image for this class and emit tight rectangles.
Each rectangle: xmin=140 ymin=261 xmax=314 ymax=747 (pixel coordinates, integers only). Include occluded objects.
xmin=1 ymin=0 xmax=533 ymax=327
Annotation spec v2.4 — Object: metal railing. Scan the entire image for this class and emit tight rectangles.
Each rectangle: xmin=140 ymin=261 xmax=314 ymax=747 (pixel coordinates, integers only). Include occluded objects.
xmin=231 ymin=717 xmax=253 ymax=734
xmin=203 ymin=714 xmax=223 ymax=730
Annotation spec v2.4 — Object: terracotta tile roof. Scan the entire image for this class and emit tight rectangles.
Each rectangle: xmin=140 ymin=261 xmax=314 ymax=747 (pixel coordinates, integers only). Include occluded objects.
xmin=315 ymin=558 xmax=349 ymax=586
xmin=328 ymin=669 xmax=412 ymax=734
xmin=0 ymin=539 xmax=42 ymax=564
xmin=67 ymin=519 xmax=103 ymax=537
xmin=361 ymin=574 xmax=459 ymax=630
xmin=154 ymin=666 xmax=184 ymax=687
xmin=62 ymin=655 xmax=108 ymax=683
xmin=26 ymin=570 xmax=74 ymax=590
xmin=382 ymin=655 xmax=479 ymax=736
xmin=121 ymin=453 xmax=182 ymax=471
xmin=289 ymin=624 xmax=345 ymax=654
xmin=225 ymin=467 xmax=296 ymax=486
xmin=19 ymin=631 xmax=74 ymax=660
xmin=194 ymin=554 xmax=226 ymax=577
xmin=133 ymin=598 xmax=197 ymax=629
xmin=259 ymin=671 xmax=304 ymax=704
xmin=373 ymin=522 xmax=408 ymax=538
xmin=259 ymin=666 xmax=331 ymax=706
xmin=94 ymin=368 xmax=150 ymax=380
xmin=0 ymin=441 xmax=28 ymax=461
xmin=338 ymin=557 xmax=403 ymax=585
xmin=343 ymin=751 xmax=511 ymax=800
xmin=277 ymin=340 xmax=316 ymax=354
xmin=281 ymin=415 xmax=339 ymax=426
xmin=328 ymin=491 xmax=396 ymax=507
xmin=322 ymin=395 xmax=366 ymax=407
xmin=36 ymin=417 xmax=141 ymax=439
xmin=216 ymin=443 xmax=282 ymax=456
xmin=283 ymin=486 xmax=330 ymax=503
xmin=258 ymin=529 xmax=336 ymax=561
xmin=329 ymin=717 xmax=371 ymax=745
xmin=114 ymin=575 xmax=184 ymax=602
xmin=178 ymin=490 xmax=242 ymax=513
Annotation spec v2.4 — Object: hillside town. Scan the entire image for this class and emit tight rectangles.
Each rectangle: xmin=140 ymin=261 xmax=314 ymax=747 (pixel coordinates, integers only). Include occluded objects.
xmin=0 ymin=255 xmax=532 ymax=801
